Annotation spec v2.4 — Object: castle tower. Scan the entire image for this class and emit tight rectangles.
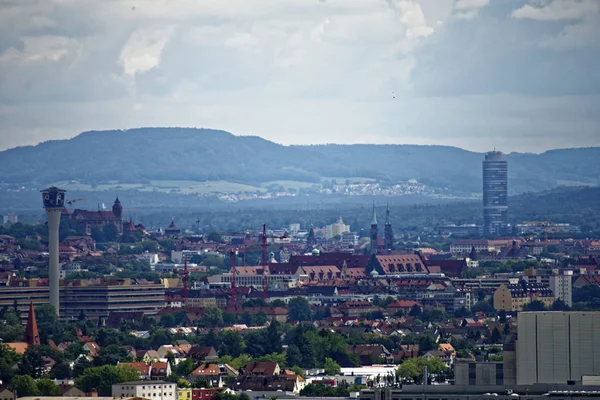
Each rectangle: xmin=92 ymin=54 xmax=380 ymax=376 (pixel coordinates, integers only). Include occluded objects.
xmin=42 ymin=187 xmax=66 ymax=316
xmin=384 ymin=201 xmax=394 ymax=252
xmin=24 ymin=302 xmax=40 ymax=345
xmin=370 ymin=202 xmax=378 ymax=255
xmin=112 ymin=197 xmax=123 ymax=232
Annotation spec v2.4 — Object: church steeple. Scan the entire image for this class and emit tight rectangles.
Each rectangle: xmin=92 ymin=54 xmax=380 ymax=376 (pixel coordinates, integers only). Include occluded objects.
xmin=384 ymin=200 xmax=394 ymax=252
xmin=24 ymin=302 xmax=40 ymax=345
xmin=370 ymin=202 xmax=378 ymax=255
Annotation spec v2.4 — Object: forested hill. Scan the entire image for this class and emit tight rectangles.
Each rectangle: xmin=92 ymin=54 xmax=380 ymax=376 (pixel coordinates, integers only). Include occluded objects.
xmin=0 ymin=127 xmax=598 ymax=195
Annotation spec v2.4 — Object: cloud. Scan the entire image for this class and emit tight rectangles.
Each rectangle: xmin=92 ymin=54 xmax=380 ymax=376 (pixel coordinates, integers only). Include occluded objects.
xmin=119 ymin=27 xmax=174 ymax=77
xmin=453 ymin=0 xmax=490 ymax=20
xmin=0 ymin=0 xmax=598 ymax=153
xmin=512 ymin=0 xmax=599 ymax=21
xmin=0 ymin=35 xmax=80 ymax=65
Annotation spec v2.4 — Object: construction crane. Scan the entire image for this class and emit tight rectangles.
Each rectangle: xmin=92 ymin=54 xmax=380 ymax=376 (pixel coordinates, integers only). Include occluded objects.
xmin=261 ymin=224 xmax=268 ymax=302
xmin=230 ymin=250 xmax=237 ymax=310
xmin=66 ymin=198 xmax=86 ymax=209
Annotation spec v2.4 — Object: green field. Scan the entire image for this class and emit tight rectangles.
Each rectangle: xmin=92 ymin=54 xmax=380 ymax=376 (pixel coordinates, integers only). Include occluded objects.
xmin=50 ymin=180 xmax=267 ymax=194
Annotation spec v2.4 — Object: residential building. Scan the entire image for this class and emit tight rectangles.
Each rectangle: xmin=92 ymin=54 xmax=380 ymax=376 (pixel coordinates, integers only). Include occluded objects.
xmin=522 ymin=268 xmax=573 ymax=307
xmin=516 ymin=312 xmax=600 ymax=385
xmin=483 ymin=151 xmax=508 ymax=236
xmin=112 ymin=381 xmax=176 ymax=400
xmin=177 ymin=388 xmax=192 ymax=400
xmin=493 ymin=282 xmax=554 ymax=312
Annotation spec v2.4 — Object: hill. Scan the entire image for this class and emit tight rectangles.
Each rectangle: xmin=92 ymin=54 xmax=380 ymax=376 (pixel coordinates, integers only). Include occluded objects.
xmin=0 ymin=127 xmax=598 ymax=195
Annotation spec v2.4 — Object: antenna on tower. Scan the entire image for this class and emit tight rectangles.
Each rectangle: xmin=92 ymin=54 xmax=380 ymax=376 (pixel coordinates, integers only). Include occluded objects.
xmin=261 ymin=224 xmax=268 ymax=302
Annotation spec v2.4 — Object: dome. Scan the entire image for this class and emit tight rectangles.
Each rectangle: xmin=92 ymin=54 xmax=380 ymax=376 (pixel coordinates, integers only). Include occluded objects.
xmin=311 ymin=249 xmax=320 ymax=256
xmin=370 ymin=269 xmax=379 ymax=276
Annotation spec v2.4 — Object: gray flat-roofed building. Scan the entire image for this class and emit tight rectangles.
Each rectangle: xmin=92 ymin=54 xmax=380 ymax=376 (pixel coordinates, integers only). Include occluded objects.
xmin=517 ymin=312 xmax=600 ymax=385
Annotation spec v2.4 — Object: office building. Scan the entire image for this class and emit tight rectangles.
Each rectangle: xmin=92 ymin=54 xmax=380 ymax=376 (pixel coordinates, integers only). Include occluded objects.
xmin=483 ymin=151 xmax=508 ymax=236
xmin=0 ymin=279 xmax=165 ymax=321
xmin=517 ymin=312 xmax=600 ymax=385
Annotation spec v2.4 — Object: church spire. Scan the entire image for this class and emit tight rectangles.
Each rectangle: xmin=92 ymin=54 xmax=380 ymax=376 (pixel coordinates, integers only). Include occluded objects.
xmin=385 ymin=199 xmax=391 ymax=226
xmin=371 ymin=201 xmax=377 ymax=226
xmin=24 ymin=302 xmax=40 ymax=345
xmin=370 ymin=202 xmax=378 ymax=255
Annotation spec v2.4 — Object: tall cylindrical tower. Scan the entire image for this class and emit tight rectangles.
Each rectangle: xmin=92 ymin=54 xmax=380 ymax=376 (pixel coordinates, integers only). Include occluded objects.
xmin=41 ymin=187 xmax=66 ymax=316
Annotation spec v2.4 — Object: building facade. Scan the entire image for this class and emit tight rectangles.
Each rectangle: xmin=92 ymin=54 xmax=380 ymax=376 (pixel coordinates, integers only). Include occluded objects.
xmin=483 ymin=151 xmax=508 ymax=236
xmin=112 ymin=381 xmax=176 ymax=400
xmin=517 ymin=312 xmax=600 ymax=385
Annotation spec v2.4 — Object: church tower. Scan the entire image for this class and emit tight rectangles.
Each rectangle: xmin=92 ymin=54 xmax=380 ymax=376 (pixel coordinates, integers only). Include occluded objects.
xmin=370 ymin=202 xmax=378 ymax=255
xmin=384 ymin=201 xmax=394 ymax=252
xmin=24 ymin=302 xmax=40 ymax=345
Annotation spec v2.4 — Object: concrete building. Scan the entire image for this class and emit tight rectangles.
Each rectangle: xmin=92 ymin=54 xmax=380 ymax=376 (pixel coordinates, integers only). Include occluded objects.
xmin=455 ymin=361 xmax=505 ymax=386
xmin=483 ymin=151 xmax=508 ymax=236
xmin=516 ymin=312 xmax=600 ymax=385
xmin=42 ymin=186 xmax=66 ymax=315
xmin=112 ymin=381 xmax=176 ymax=400
xmin=0 ymin=279 xmax=165 ymax=321
xmin=325 ymin=216 xmax=350 ymax=240
xmin=522 ymin=268 xmax=573 ymax=307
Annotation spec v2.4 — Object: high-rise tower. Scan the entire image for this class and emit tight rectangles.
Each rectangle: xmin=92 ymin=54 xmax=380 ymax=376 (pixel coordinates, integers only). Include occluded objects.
xmin=483 ymin=151 xmax=508 ymax=236
xmin=384 ymin=201 xmax=394 ymax=252
xmin=370 ymin=202 xmax=378 ymax=255
xmin=42 ymin=187 xmax=66 ymax=316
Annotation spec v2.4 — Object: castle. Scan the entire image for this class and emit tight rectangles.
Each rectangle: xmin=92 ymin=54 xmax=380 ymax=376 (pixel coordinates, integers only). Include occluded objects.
xmin=65 ymin=197 xmax=123 ymax=235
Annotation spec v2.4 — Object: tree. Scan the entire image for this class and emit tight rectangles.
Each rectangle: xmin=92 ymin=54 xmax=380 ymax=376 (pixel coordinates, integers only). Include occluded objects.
xmin=102 ymin=223 xmax=119 ymax=242
xmin=291 ymin=365 xmax=305 ymax=378
xmin=37 ymin=378 xmax=60 ymax=396
xmin=0 ymin=344 xmax=21 ymax=384
xmin=51 ymin=361 xmax=73 ymax=379
xmin=174 ymin=358 xmax=197 ymax=377
xmin=75 ymin=365 xmax=140 ymax=396
xmin=409 ymin=304 xmax=422 ymax=317
xmin=19 ymin=346 xmax=46 ymax=378
xmin=323 ymin=357 xmax=341 ymax=375
xmin=91 ymin=227 xmax=106 ymax=242
xmin=202 ymin=307 xmax=223 ymax=328
xmin=288 ymin=297 xmax=311 ymax=321
xmin=265 ymin=319 xmax=282 ymax=354
xmin=73 ymin=357 xmax=93 ymax=377
xmin=523 ymin=300 xmax=547 ymax=311
xmin=286 ymin=344 xmax=302 ymax=368
xmin=94 ymin=344 xmax=132 ymax=366
xmin=10 ymin=375 xmax=39 ymax=397
xmin=489 ymin=327 xmax=501 ymax=344
xmin=552 ymin=299 xmax=571 ymax=311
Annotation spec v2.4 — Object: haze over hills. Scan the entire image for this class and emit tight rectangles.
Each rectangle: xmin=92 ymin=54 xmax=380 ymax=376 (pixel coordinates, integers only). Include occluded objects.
xmin=1 ymin=127 xmax=599 ymax=195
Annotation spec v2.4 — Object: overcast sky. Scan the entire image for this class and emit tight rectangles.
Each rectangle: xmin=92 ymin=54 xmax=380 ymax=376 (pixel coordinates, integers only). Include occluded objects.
xmin=0 ymin=0 xmax=598 ymax=153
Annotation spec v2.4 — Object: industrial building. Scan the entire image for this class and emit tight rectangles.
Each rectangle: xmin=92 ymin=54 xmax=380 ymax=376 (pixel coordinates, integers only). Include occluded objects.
xmin=517 ymin=312 xmax=600 ymax=385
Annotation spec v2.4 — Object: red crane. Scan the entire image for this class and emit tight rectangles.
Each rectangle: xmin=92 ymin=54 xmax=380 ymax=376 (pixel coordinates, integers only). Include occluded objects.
xmin=230 ymin=250 xmax=237 ymax=310
xmin=261 ymin=224 xmax=268 ymax=302
xmin=182 ymin=258 xmax=189 ymax=307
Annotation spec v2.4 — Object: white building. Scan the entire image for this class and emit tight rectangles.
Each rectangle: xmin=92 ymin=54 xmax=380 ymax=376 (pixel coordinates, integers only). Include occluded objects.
xmin=138 ymin=253 xmax=160 ymax=269
xmin=289 ymin=223 xmax=301 ymax=233
xmin=59 ymin=262 xmax=84 ymax=279
xmin=549 ymin=271 xmax=573 ymax=307
xmin=325 ymin=216 xmax=350 ymax=240
xmin=112 ymin=381 xmax=176 ymax=400
xmin=342 ymin=231 xmax=358 ymax=246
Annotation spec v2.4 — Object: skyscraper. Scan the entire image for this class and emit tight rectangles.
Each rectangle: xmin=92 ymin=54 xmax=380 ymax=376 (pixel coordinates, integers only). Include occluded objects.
xmin=483 ymin=151 xmax=508 ymax=236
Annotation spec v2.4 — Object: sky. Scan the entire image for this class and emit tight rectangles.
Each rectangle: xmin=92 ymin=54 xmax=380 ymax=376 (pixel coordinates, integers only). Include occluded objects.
xmin=0 ymin=0 xmax=598 ymax=153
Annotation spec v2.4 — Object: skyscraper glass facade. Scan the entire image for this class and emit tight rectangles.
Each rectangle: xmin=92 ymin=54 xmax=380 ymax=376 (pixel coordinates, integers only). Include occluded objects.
xmin=483 ymin=151 xmax=508 ymax=236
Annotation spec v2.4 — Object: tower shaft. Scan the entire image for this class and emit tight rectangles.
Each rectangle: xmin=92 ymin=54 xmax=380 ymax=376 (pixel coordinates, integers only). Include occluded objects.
xmin=47 ymin=208 xmax=62 ymax=315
